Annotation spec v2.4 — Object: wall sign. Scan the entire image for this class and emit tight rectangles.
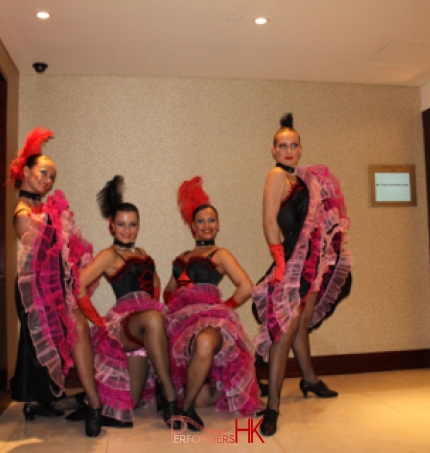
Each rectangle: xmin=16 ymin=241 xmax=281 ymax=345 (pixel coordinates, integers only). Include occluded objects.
xmin=369 ymin=164 xmax=416 ymax=207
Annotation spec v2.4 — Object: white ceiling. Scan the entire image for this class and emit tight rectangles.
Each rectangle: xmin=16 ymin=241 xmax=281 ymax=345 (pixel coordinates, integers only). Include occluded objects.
xmin=2 ymin=0 xmax=430 ymax=87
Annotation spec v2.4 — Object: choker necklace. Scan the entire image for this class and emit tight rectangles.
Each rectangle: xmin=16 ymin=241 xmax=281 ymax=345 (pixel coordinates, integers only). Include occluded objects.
xmin=113 ymin=238 xmax=135 ymax=249
xmin=276 ymin=163 xmax=295 ymax=174
xmin=18 ymin=190 xmax=41 ymax=202
xmin=195 ymin=239 xmax=215 ymax=247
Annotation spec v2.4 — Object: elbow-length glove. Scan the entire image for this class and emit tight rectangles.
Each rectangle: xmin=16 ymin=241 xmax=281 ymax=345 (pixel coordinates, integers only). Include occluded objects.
xmin=269 ymin=244 xmax=285 ymax=284
xmin=77 ymin=294 xmax=105 ymax=328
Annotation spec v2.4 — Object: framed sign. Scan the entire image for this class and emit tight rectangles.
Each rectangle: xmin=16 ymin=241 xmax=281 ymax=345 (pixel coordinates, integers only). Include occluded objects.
xmin=369 ymin=164 xmax=417 ymax=207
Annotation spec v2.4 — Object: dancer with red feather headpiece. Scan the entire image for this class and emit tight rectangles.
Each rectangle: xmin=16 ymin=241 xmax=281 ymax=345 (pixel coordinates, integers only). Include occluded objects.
xmin=8 ymin=127 xmax=102 ymax=437
xmin=163 ymin=176 xmax=262 ymax=431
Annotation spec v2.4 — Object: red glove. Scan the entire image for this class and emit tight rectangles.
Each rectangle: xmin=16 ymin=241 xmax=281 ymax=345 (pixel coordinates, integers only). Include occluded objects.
xmin=163 ymin=290 xmax=174 ymax=304
xmin=269 ymin=244 xmax=285 ymax=284
xmin=77 ymin=294 xmax=104 ymax=328
xmin=153 ymin=287 xmax=160 ymax=301
xmin=224 ymin=296 xmax=240 ymax=309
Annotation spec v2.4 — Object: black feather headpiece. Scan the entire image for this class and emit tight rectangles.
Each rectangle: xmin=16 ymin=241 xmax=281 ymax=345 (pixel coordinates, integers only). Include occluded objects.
xmin=97 ymin=175 xmax=124 ymax=219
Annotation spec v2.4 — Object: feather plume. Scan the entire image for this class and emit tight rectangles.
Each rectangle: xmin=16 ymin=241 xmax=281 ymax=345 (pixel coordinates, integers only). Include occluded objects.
xmin=280 ymin=113 xmax=294 ymax=128
xmin=177 ymin=176 xmax=210 ymax=225
xmin=97 ymin=175 xmax=124 ymax=219
xmin=8 ymin=126 xmax=54 ymax=188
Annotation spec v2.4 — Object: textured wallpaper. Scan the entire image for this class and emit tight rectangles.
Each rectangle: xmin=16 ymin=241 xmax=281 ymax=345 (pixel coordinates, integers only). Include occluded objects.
xmin=16 ymin=75 xmax=430 ymax=356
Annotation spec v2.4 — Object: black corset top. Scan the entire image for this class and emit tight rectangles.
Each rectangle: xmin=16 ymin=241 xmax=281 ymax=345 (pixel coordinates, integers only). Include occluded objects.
xmin=106 ymin=256 xmax=155 ymax=299
xmin=172 ymin=255 xmax=223 ymax=288
xmin=277 ymin=177 xmax=308 ymax=236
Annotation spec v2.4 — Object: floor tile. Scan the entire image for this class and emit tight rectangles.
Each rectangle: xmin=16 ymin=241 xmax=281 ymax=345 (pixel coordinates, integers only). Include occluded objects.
xmin=0 ymin=370 xmax=429 ymax=453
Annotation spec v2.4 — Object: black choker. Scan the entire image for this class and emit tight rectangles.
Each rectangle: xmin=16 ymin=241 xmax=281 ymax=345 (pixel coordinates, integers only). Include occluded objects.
xmin=276 ymin=163 xmax=295 ymax=173
xmin=18 ymin=190 xmax=41 ymax=202
xmin=195 ymin=240 xmax=215 ymax=247
xmin=113 ymin=238 xmax=135 ymax=249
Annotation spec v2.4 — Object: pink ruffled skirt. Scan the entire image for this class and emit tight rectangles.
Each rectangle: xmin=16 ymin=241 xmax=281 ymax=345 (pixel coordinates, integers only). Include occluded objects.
xmin=91 ymin=291 xmax=165 ymax=422
xmin=253 ymin=165 xmax=353 ymax=361
xmin=17 ymin=190 xmax=95 ymax=395
xmin=166 ymin=284 xmax=261 ymax=415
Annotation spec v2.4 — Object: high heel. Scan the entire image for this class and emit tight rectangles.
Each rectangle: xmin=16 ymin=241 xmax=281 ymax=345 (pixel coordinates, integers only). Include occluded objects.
xmin=23 ymin=402 xmax=64 ymax=421
xmin=163 ymin=399 xmax=181 ymax=430
xmin=155 ymin=381 xmax=164 ymax=414
xmin=259 ymin=408 xmax=278 ymax=437
xmin=85 ymin=406 xmax=102 ymax=437
xmin=181 ymin=406 xmax=204 ymax=432
xmin=23 ymin=403 xmax=36 ymax=421
xmin=299 ymin=379 xmax=338 ymax=398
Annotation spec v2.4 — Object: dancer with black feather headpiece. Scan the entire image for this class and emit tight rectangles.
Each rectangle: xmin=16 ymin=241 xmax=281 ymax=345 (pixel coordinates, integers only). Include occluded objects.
xmin=253 ymin=113 xmax=353 ymax=436
xmin=76 ymin=175 xmax=180 ymax=429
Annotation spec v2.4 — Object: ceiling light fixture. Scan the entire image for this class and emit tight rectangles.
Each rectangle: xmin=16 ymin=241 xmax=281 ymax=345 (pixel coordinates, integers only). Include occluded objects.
xmin=254 ymin=17 xmax=268 ymax=25
xmin=36 ymin=11 xmax=50 ymax=20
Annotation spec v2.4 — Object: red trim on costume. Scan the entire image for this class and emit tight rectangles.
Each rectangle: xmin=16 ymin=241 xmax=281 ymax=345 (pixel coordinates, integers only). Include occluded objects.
xmin=163 ymin=290 xmax=173 ymax=304
xmin=122 ymin=314 xmax=145 ymax=347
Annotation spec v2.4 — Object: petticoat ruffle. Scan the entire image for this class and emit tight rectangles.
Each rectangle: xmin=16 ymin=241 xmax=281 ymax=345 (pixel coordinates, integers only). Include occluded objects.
xmin=17 ymin=190 xmax=95 ymax=395
xmin=253 ymin=165 xmax=353 ymax=362
xmin=91 ymin=291 xmax=165 ymax=422
xmin=166 ymin=284 xmax=261 ymax=415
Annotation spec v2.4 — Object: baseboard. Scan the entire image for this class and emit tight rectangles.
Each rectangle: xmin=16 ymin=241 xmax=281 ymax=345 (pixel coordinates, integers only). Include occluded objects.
xmin=255 ymin=349 xmax=430 ymax=379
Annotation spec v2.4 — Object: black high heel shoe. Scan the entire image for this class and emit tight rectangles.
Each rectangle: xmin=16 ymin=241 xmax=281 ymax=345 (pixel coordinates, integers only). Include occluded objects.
xmin=163 ymin=399 xmax=181 ymax=430
xmin=85 ymin=406 xmax=102 ymax=437
xmin=299 ymin=379 xmax=338 ymax=398
xmin=181 ymin=406 xmax=204 ymax=432
xmin=23 ymin=402 xmax=64 ymax=421
xmin=259 ymin=408 xmax=279 ymax=437
xmin=155 ymin=381 xmax=164 ymax=414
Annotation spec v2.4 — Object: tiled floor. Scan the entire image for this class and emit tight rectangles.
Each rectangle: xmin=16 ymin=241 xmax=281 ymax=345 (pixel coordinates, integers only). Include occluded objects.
xmin=0 ymin=369 xmax=429 ymax=452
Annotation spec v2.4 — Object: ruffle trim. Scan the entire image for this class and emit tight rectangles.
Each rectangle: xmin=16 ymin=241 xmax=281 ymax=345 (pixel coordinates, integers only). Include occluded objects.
xmin=166 ymin=284 xmax=261 ymax=415
xmin=91 ymin=292 xmax=164 ymax=422
xmin=17 ymin=190 xmax=96 ymax=394
xmin=253 ymin=165 xmax=352 ymax=362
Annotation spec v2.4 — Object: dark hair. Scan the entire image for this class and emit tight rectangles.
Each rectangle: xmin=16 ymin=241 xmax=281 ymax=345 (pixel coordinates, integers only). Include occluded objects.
xmin=25 ymin=154 xmax=43 ymax=169
xmin=273 ymin=112 xmax=301 ymax=146
xmin=192 ymin=203 xmax=218 ymax=220
xmin=97 ymin=175 xmax=140 ymax=221
xmin=113 ymin=202 xmax=140 ymax=220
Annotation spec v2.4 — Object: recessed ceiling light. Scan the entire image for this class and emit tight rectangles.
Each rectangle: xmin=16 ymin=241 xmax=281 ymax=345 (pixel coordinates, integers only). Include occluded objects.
xmin=254 ymin=17 xmax=268 ymax=25
xmin=36 ymin=11 xmax=50 ymax=20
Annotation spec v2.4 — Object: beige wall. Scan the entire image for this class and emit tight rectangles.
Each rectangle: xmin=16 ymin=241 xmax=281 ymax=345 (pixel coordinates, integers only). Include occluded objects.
xmin=0 ymin=38 xmax=19 ymax=383
xmin=11 ymin=75 xmax=430 ymax=362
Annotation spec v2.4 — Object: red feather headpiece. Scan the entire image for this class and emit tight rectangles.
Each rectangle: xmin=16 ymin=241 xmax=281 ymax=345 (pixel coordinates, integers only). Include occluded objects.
xmin=8 ymin=126 xmax=54 ymax=188
xmin=177 ymin=176 xmax=211 ymax=226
